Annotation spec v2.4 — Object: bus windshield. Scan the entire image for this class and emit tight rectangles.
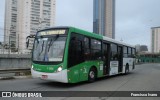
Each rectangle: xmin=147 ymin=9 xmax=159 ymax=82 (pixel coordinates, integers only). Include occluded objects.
xmin=33 ymin=35 xmax=66 ymax=62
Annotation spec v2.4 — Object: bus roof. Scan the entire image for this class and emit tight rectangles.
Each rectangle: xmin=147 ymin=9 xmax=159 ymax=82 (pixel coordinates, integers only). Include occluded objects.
xmin=70 ymin=27 xmax=135 ymax=48
xmin=71 ymin=27 xmax=102 ymax=40
xmin=42 ymin=26 xmax=135 ymax=48
xmin=103 ymin=36 xmax=135 ymax=48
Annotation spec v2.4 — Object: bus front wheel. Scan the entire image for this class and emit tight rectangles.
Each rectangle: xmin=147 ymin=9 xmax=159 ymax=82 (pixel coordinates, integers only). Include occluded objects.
xmin=88 ymin=67 xmax=97 ymax=82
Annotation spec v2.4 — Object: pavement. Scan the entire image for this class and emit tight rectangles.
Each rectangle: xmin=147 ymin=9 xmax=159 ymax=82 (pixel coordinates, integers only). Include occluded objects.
xmin=0 ymin=63 xmax=160 ymax=100
xmin=0 ymin=63 xmax=142 ymax=80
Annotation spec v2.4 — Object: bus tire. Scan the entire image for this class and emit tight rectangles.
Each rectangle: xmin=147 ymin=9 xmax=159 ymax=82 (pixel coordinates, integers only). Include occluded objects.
xmin=133 ymin=62 xmax=135 ymax=69
xmin=88 ymin=67 xmax=97 ymax=82
xmin=125 ymin=64 xmax=129 ymax=74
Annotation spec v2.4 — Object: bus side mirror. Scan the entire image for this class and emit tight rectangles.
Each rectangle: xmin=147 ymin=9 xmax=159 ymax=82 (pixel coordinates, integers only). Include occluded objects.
xmin=26 ymin=39 xmax=29 ymax=48
xmin=26 ymin=35 xmax=35 ymax=50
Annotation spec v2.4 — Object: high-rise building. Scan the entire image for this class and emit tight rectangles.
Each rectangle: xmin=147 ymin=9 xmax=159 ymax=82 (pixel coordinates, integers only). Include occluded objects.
xmin=135 ymin=44 xmax=141 ymax=53
xmin=151 ymin=27 xmax=160 ymax=53
xmin=4 ymin=0 xmax=56 ymax=53
xmin=135 ymin=44 xmax=148 ymax=53
xmin=140 ymin=45 xmax=148 ymax=52
xmin=93 ymin=0 xmax=115 ymax=39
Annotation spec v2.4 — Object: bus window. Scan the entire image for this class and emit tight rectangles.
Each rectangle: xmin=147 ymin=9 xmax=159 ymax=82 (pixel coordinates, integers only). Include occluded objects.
xmin=123 ymin=46 xmax=128 ymax=57
xmin=68 ymin=33 xmax=84 ymax=68
xmin=91 ymin=39 xmax=102 ymax=60
xmin=128 ymin=47 xmax=132 ymax=57
xmin=111 ymin=44 xmax=118 ymax=60
xmin=84 ymin=37 xmax=91 ymax=60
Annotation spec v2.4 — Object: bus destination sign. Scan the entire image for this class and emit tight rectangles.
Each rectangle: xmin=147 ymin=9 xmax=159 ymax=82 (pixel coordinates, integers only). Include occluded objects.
xmin=38 ymin=30 xmax=66 ymax=36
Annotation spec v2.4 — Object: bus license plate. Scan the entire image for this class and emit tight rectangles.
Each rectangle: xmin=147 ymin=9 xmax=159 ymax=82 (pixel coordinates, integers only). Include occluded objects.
xmin=42 ymin=75 xmax=48 ymax=79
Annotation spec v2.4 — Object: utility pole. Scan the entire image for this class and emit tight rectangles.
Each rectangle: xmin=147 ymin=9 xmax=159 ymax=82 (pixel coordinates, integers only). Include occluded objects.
xmin=2 ymin=43 xmax=4 ymax=54
xmin=8 ymin=35 xmax=10 ymax=55
xmin=18 ymin=34 xmax=19 ymax=54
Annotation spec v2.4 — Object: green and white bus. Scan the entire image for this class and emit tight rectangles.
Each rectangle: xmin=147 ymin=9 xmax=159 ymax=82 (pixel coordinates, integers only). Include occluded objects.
xmin=28 ymin=26 xmax=136 ymax=83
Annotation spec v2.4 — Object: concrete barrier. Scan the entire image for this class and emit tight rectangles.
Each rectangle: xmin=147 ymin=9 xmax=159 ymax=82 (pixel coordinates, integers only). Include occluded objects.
xmin=0 ymin=54 xmax=31 ymax=70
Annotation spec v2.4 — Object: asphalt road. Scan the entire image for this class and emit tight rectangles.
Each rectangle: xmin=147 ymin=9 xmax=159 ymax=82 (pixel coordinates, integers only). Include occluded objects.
xmin=0 ymin=63 xmax=160 ymax=100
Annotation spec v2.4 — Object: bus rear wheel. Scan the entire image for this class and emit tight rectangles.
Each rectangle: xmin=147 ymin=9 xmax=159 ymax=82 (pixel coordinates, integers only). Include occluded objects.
xmin=88 ymin=67 xmax=97 ymax=82
xmin=125 ymin=64 xmax=129 ymax=74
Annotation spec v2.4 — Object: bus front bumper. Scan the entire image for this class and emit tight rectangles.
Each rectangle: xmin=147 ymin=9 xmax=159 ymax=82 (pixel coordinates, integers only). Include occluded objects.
xmin=31 ymin=68 xmax=68 ymax=83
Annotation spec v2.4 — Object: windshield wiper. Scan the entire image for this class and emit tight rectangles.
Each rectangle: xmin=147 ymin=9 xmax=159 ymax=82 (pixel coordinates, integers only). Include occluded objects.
xmin=38 ymin=36 xmax=46 ymax=55
xmin=48 ymin=35 xmax=59 ymax=52
xmin=40 ymin=41 xmax=45 ymax=55
xmin=35 ymin=38 xmax=39 ymax=48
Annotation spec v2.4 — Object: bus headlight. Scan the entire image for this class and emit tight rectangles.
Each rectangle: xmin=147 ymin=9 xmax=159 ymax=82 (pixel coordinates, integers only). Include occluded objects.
xmin=57 ymin=66 xmax=62 ymax=72
xmin=32 ymin=65 xmax=34 ymax=69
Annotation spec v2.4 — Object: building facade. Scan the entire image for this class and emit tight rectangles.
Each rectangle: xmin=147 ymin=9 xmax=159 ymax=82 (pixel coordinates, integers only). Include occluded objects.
xmin=4 ymin=0 xmax=56 ymax=53
xmin=93 ymin=0 xmax=115 ymax=39
xmin=135 ymin=44 xmax=148 ymax=53
xmin=151 ymin=27 xmax=160 ymax=53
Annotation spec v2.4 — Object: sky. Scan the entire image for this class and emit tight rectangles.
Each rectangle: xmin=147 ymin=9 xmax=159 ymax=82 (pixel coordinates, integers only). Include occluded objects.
xmin=1 ymin=0 xmax=160 ymax=51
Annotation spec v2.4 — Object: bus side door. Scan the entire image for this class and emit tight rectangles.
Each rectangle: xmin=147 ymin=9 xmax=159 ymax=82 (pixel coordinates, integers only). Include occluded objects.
xmin=68 ymin=33 xmax=84 ymax=83
xmin=118 ymin=46 xmax=123 ymax=73
xmin=103 ymin=43 xmax=110 ymax=75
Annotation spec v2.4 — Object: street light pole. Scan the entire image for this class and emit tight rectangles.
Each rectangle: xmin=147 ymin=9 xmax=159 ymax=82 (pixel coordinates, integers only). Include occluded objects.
xmin=18 ymin=34 xmax=19 ymax=54
xmin=8 ymin=35 xmax=10 ymax=55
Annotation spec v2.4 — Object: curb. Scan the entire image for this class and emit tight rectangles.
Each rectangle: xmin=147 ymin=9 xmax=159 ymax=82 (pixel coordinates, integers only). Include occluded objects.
xmin=14 ymin=75 xmax=32 ymax=79
xmin=0 ymin=75 xmax=31 ymax=80
xmin=0 ymin=76 xmax=15 ymax=80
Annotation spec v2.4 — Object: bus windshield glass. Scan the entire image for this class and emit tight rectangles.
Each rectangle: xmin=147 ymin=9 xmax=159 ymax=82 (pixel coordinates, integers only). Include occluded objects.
xmin=33 ymin=35 xmax=67 ymax=62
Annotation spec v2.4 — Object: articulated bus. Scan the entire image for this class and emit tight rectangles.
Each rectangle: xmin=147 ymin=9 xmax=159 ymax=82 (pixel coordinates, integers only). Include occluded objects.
xmin=28 ymin=26 xmax=136 ymax=83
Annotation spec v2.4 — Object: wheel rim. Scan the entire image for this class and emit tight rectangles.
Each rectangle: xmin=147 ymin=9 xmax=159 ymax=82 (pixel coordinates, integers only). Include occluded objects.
xmin=89 ymin=71 xmax=95 ymax=79
xmin=126 ymin=67 xmax=129 ymax=73
xmin=126 ymin=69 xmax=129 ymax=73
